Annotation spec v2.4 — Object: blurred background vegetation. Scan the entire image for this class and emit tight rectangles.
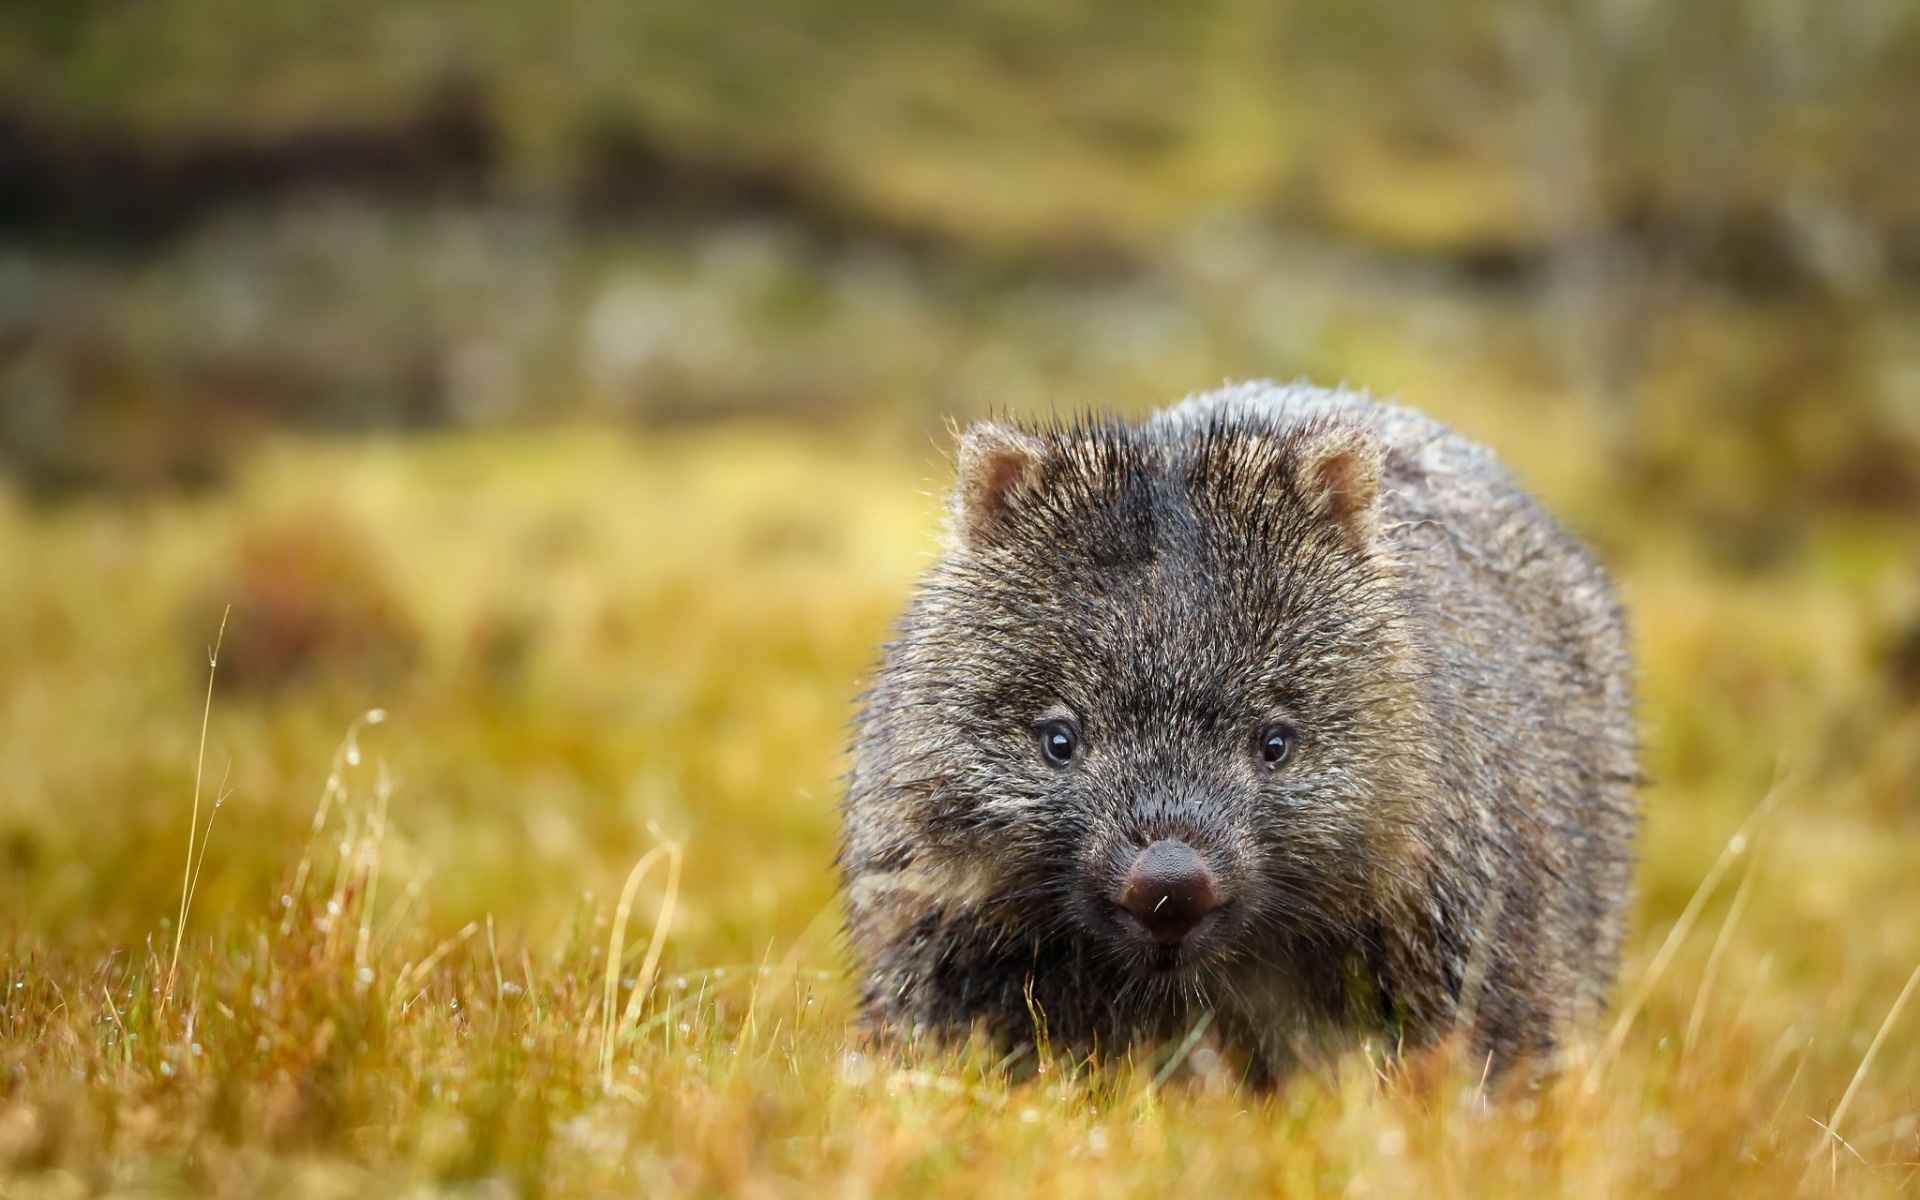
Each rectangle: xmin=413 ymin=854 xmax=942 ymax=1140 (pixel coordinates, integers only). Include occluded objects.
xmin=4 ymin=0 xmax=1918 ymax=546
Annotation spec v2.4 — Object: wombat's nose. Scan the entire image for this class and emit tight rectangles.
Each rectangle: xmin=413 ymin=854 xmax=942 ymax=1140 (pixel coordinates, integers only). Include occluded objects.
xmin=1118 ymin=839 xmax=1222 ymax=945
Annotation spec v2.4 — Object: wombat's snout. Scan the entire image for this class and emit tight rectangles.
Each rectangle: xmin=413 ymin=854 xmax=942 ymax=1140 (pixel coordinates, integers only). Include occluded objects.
xmin=1116 ymin=839 xmax=1224 ymax=945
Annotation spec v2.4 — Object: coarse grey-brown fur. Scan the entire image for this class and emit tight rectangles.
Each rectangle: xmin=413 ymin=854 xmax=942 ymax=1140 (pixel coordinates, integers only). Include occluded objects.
xmin=840 ymin=382 xmax=1638 ymax=1082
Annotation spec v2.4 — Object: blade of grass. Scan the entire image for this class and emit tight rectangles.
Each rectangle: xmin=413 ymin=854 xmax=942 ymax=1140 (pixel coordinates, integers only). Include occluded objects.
xmin=617 ymin=839 xmax=682 ymax=1038
xmin=599 ymin=840 xmax=681 ymax=1088
xmin=353 ymin=758 xmax=393 ymax=985
xmin=163 ymin=606 xmax=227 ymax=1015
xmin=1585 ymin=776 xmax=1783 ymax=1090
xmin=1680 ymin=829 xmax=1762 ymax=1065
xmin=392 ymin=921 xmax=480 ymax=1004
xmin=282 ymin=708 xmax=386 ymax=939
xmin=1815 ymin=956 xmax=1920 ymax=1162
xmin=1152 ymin=1010 xmax=1216 ymax=1089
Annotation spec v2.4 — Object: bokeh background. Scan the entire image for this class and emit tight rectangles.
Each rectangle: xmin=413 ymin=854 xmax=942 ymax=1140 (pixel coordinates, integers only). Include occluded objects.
xmin=8 ymin=0 xmax=1920 ymax=524
xmin=3 ymin=2 xmax=1919 ymax=1193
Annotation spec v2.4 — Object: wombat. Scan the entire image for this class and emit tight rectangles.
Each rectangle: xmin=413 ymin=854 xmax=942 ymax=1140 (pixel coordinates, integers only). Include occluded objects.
xmin=840 ymin=382 xmax=1638 ymax=1082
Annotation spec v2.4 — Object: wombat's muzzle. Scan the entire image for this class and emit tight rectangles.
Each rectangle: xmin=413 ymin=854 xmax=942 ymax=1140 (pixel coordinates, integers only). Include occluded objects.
xmin=1114 ymin=839 xmax=1224 ymax=945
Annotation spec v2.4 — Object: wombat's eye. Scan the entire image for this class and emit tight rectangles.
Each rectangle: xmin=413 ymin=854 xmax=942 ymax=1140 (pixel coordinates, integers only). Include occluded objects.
xmin=1036 ymin=720 xmax=1080 ymax=767
xmin=1258 ymin=723 xmax=1296 ymax=768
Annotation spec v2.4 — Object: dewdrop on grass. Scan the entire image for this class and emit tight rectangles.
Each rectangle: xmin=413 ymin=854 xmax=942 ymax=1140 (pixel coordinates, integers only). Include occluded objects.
xmin=345 ymin=709 xmax=387 ymax=766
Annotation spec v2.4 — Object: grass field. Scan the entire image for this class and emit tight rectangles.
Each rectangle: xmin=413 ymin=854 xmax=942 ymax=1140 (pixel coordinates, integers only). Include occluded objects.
xmin=1 ymin=413 xmax=1917 ymax=1197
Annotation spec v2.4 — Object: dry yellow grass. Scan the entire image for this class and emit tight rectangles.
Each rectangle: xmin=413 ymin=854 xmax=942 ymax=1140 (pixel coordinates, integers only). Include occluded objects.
xmin=1 ymin=421 xmax=1917 ymax=1197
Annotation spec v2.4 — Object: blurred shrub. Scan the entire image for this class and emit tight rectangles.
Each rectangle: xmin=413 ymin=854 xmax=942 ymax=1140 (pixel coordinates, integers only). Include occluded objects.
xmin=1886 ymin=610 xmax=1920 ymax=709
xmin=191 ymin=510 xmax=420 ymax=692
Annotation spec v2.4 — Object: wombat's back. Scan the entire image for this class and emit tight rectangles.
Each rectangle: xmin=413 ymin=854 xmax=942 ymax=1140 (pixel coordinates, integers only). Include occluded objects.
xmin=1157 ymin=383 xmax=1639 ymax=1045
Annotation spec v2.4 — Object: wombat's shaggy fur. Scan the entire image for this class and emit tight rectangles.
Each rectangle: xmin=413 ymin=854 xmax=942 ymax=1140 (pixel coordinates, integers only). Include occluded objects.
xmin=841 ymin=382 xmax=1638 ymax=1081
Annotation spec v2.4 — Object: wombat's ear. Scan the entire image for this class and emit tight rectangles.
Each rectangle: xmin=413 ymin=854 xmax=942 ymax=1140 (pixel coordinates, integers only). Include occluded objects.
xmin=1295 ymin=425 xmax=1383 ymax=545
xmin=951 ymin=422 xmax=1047 ymax=546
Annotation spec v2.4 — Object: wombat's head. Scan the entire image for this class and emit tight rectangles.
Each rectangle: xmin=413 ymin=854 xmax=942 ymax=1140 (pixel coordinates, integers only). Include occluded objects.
xmin=851 ymin=410 xmax=1435 ymax=990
